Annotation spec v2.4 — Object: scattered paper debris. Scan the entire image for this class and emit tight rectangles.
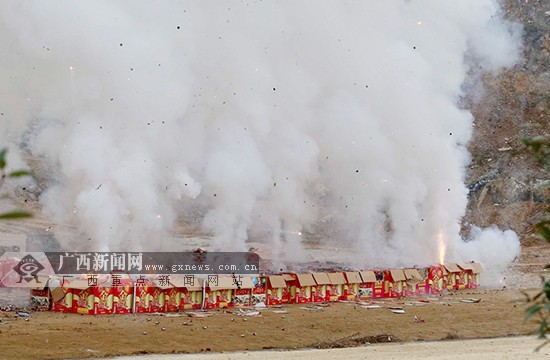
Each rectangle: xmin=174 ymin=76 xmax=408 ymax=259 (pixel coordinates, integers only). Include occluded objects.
xmin=300 ymin=306 xmax=325 ymax=311
xmin=361 ymin=305 xmax=384 ymax=309
xmin=316 ymin=303 xmax=331 ymax=307
xmin=460 ymin=298 xmax=481 ymax=303
xmin=389 ymin=307 xmax=405 ymax=314
xmin=271 ymin=310 xmax=289 ymax=314
xmin=230 ymin=309 xmax=262 ymax=317
xmin=414 ymin=315 xmax=425 ymax=323
xmin=187 ymin=311 xmax=215 ymax=318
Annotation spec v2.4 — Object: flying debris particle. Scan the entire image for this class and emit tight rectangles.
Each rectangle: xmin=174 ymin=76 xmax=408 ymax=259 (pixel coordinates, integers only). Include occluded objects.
xmin=95 ymin=184 xmax=102 ymax=190
xmin=273 ymin=182 xmax=276 ymax=187
xmin=213 ymin=193 xmax=217 ymax=197
xmin=119 ymin=43 xmax=123 ymax=47
xmin=413 ymin=46 xmax=416 ymax=49
xmin=273 ymin=87 xmax=276 ymax=91
xmin=110 ymin=98 xmax=114 ymax=101
xmin=356 ymin=170 xmax=359 ymax=173
xmin=450 ymin=132 xmax=453 ymax=135
xmin=130 ymin=67 xmax=133 ymax=71
xmin=177 ymin=26 xmax=181 ymax=29
xmin=366 ymin=85 xmax=369 ymax=88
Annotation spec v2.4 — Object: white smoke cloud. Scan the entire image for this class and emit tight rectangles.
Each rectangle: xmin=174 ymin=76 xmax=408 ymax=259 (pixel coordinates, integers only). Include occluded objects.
xmin=0 ymin=1 xmax=521 ymax=270
xmin=457 ymin=226 xmax=521 ymax=287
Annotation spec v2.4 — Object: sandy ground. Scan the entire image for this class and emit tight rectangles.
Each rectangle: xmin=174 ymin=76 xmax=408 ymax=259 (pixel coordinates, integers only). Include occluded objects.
xmin=108 ymin=337 xmax=550 ymax=360
xmin=0 ymin=288 xmax=542 ymax=360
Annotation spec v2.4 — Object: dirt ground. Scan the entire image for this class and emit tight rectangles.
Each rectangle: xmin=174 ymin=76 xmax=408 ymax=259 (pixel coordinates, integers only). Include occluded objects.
xmin=110 ymin=337 xmax=550 ymax=360
xmin=0 ymin=288 xmax=542 ymax=360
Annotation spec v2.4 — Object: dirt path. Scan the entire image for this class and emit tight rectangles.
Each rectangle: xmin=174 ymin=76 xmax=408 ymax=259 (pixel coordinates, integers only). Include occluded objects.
xmin=107 ymin=337 xmax=549 ymax=360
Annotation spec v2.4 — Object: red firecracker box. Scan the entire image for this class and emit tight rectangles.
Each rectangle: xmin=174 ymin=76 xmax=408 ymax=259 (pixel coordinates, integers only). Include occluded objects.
xmin=358 ymin=271 xmax=376 ymax=299
xmin=427 ymin=265 xmax=447 ymax=294
xmin=311 ymin=273 xmax=331 ymax=303
xmin=204 ymin=276 xmax=237 ymax=309
xmin=458 ymin=262 xmax=483 ymax=289
xmin=112 ymin=274 xmax=134 ymax=314
xmin=403 ymin=268 xmax=425 ymax=297
xmin=134 ymin=277 xmax=154 ymax=313
xmin=343 ymin=272 xmax=362 ymax=300
xmin=292 ymin=273 xmax=315 ymax=303
xmin=443 ymin=263 xmax=462 ymax=291
xmin=250 ymin=276 xmax=267 ymax=305
xmin=327 ymin=273 xmax=347 ymax=301
xmin=266 ymin=275 xmax=287 ymax=306
xmin=233 ymin=276 xmax=255 ymax=307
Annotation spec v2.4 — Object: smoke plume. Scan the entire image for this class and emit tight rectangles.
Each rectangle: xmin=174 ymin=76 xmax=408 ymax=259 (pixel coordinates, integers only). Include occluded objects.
xmin=0 ymin=1 xmax=522 ymax=271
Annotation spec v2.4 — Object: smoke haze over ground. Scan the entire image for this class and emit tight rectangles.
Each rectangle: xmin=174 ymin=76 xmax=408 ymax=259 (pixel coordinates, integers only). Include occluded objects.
xmin=0 ymin=1 xmax=523 ymax=276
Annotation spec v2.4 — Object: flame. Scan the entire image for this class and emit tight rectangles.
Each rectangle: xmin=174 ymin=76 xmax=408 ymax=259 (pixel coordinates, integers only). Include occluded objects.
xmin=437 ymin=230 xmax=446 ymax=265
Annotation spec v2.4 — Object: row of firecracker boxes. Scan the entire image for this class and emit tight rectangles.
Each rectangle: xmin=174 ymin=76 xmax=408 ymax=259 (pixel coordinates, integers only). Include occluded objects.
xmin=27 ymin=262 xmax=483 ymax=315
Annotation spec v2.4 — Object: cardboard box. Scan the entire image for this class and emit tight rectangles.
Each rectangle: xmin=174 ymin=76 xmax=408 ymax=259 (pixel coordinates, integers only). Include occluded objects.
xmin=403 ymin=268 xmax=424 ymax=297
xmin=372 ymin=270 xmax=388 ymax=298
xmin=165 ymin=276 xmax=189 ymax=312
xmin=387 ymin=269 xmax=406 ymax=298
xmin=234 ymin=276 xmax=255 ymax=307
xmin=443 ymin=263 xmax=462 ymax=290
xmin=414 ymin=268 xmax=429 ymax=295
xmin=178 ymin=277 xmax=203 ymax=310
xmin=458 ymin=262 xmax=483 ymax=289
xmin=427 ymin=265 xmax=446 ymax=294
xmin=266 ymin=275 xmax=287 ymax=306
xmin=94 ymin=277 xmax=114 ymax=315
xmin=281 ymin=274 xmax=295 ymax=303
xmin=358 ymin=270 xmax=376 ymax=299
xmin=293 ymin=273 xmax=315 ymax=303
xmin=311 ymin=273 xmax=331 ymax=303
xmin=68 ymin=276 xmax=113 ymax=315
xmin=327 ymin=273 xmax=347 ymax=301
xmin=112 ymin=274 xmax=134 ymax=314
xmin=344 ymin=272 xmax=362 ymax=300
xmin=150 ymin=278 xmax=171 ymax=313
xmin=204 ymin=276 xmax=237 ymax=309
xmin=29 ymin=275 xmax=52 ymax=311
xmin=134 ymin=278 xmax=154 ymax=313
xmin=70 ymin=279 xmax=95 ymax=314
xmin=250 ymin=276 xmax=267 ymax=305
